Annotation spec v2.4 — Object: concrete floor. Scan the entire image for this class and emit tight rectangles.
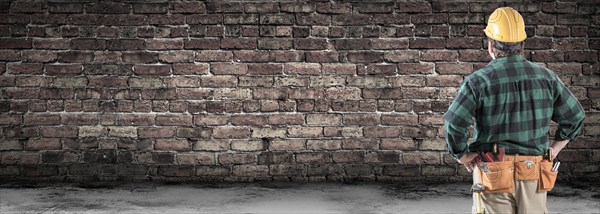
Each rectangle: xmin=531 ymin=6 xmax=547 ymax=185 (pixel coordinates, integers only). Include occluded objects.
xmin=0 ymin=181 xmax=599 ymax=213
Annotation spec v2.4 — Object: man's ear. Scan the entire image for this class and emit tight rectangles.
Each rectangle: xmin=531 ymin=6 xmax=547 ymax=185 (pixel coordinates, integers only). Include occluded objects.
xmin=487 ymin=39 xmax=496 ymax=60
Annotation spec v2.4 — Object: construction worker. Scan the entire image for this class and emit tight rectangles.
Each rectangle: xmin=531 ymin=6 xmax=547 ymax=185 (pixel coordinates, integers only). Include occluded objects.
xmin=443 ymin=7 xmax=585 ymax=214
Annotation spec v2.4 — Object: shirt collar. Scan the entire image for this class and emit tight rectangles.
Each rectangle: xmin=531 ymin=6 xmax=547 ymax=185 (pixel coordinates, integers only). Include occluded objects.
xmin=490 ymin=55 xmax=526 ymax=64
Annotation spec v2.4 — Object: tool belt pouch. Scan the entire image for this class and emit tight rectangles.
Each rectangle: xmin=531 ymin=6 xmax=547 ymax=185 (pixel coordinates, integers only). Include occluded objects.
xmin=538 ymin=162 xmax=558 ymax=192
xmin=514 ymin=161 xmax=540 ymax=181
xmin=480 ymin=161 xmax=514 ymax=193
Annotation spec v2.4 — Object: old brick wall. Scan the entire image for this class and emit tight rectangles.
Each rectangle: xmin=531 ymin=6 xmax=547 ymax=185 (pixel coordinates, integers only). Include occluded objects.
xmin=0 ymin=0 xmax=598 ymax=182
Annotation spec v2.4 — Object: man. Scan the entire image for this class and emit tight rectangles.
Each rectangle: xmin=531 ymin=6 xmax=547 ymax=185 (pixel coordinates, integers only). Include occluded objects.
xmin=443 ymin=7 xmax=585 ymax=214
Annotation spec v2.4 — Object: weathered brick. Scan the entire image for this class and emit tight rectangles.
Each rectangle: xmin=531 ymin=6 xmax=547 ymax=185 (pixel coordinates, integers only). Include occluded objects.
xmin=422 ymin=165 xmax=455 ymax=176
xmin=0 ymin=140 xmax=23 ymax=151
xmin=212 ymin=127 xmax=251 ymax=139
xmin=419 ymin=139 xmax=446 ymax=151
xmin=398 ymin=63 xmax=435 ymax=75
xmin=156 ymin=114 xmax=193 ymax=126
xmin=7 ymin=63 xmax=43 ymax=75
xmin=133 ymin=65 xmax=170 ymax=76
xmin=41 ymin=126 xmax=78 ymax=138
xmin=306 ymin=114 xmax=341 ymax=126
xmin=363 ymin=127 xmax=401 ymax=138
xmin=231 ymin=140 xmax=266 ymax=151
xmin=79 ymin=126 xmax=107 ymax=138
xmin=230 ymin=115 xmax=267 ymax=126
xmin=61 ymin=114 xmax=98 ymax=125
xmin=155 ymin=139 xmax=191 ymax=151
xmin=107 ymin=126 xmax=137 ymax=138
xmin=23 ymin=114 xmax=59 ymax=126
xmin=403 ymin=152 xmax=441 ymax=165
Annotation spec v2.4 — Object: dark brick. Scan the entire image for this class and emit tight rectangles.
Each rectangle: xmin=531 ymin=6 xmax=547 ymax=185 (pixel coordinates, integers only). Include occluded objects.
xmin=106 ymin=39 xmax=145 ymax=51
xmin=41 ymin=151 xmax=64 ymax=163
xmin=86 ymin=2 xmax=130 ymax=14
xmin=84 ymin=150 xmax=116 ymax=164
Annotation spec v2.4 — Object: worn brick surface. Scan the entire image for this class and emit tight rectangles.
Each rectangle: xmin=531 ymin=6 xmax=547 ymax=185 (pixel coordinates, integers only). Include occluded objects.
xmin=0 ymin=0 xmax=597 ymax=182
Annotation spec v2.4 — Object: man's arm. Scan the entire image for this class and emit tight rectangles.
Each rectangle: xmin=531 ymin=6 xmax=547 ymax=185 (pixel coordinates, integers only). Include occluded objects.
xmin=444 ymin=80 xmax=477 ymax=160
xmin=550 ymin=74 xmax=585 ymax=157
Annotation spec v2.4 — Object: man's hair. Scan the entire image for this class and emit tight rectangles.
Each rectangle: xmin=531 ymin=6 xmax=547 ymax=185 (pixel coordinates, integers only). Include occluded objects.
xmin=489 ymin=38 xmax=525 ymax=58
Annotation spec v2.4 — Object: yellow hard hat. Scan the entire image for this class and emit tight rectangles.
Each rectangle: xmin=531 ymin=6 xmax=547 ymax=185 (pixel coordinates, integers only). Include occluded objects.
xmin=483 ymin=7 xmax=527 ymax=43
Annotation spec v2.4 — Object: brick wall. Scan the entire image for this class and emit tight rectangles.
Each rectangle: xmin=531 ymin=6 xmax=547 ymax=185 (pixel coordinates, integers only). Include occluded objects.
xmin=0 ymin=0 xmax=598 ymax=182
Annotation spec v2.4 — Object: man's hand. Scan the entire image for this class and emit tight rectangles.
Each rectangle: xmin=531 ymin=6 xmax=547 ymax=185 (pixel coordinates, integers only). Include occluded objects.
xmin=458 ymin=152 xmax=479 ymax=173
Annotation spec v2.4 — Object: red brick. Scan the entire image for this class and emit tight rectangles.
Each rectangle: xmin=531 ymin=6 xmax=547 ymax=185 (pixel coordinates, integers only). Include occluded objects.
xmin=133 ymin=3 xmax=168 ymax=14
xmin=24 ymin=139 xmax=62 ymax=151
xmin=138 ymin=127 xmax=175 ymax=138
xmin=381 ymin=139 xmax=417 ymax=150
xmin=248 ymin=63 xmax=283 ymax=75
xmin=316 ymin=3 xmax=351 ymax=14
xmin=133 ymin=65 xmax=170 ymax=76
xmin=105 ymin=39 xmax=145 ymax=51
xmin=0 ymin=50 xmax=20 ymax=61
xmin=334 ymin=39 xmax=371 ymax=50
xmin=332 ymin=151 xmax=365 ymax=163
xmin=363 ymin=127 xmax=401 ymax=138
xmin=294 ymin=38 xmax=328 ymax=50
xmin=458 ymin=50 xmax=489 ymax=62
xmin=381 ymin=114 xmax=418 ymax=125
xmin=360 ymin=64 xmax=396 ymax=76
xmin=565 ymin=51 xmax=597 ymax=63
xmin=332 ymin=14 xmax=373 ymax=26
xmin=155 ymin=139 xmax=191 ymax=151
xmin=221 ymin=38 xmax=257 ymax=49
xmin=234 ymin=50 xmax=270 ymax=62
xmin=156 ymin=114 xmax=192 ymax=126
xmin=60 ymin=114 xmax=97 ymax=125
xmin=343 ymin=114 xmax=380 ymax=125
xmin=0 ymin=114 xmax=22 ymax=125
xmin=395 ymin=1 xmax=431 ymax=13
xmin=411 ymin=14 xmax=448 ymax=24
xmin=213 ymin=127 xmax=251 ymax=139
xmin=122 ymin=52 xmax=158 ymax=63
xmin=403 ymin=152 xmax=441 ymax=165
xmin=41 ymin=126 xmax=78 ymax=138
xmin=206 ymin=63 xmax=243 ymax=75
xmin=118 ymin=114 xmax=155 ymax=126
xmin=347 ymin=52 xmax=383 ymax=63
xmin=268 ymin=114 xmax=304 ymax=125
xmin=296 ymin=152 xmax=330 ymax=163
xmin=553 ymin=38 xmax=588 ymax=51
xmin=229 ymin=115 xmax=267 ymax=126
xmin=70 ymin=39 xmax=106 ymax=50
xmin=362 ymin=88 xmax=402 ymax=100
xmin=7 ymin=63 xmax=43 ymax=75
xmin=371 ymin=38 xmax=409 ymax=50
xmin=0 ymin=76 xmax=15 ymax=87
xmin=409 ymin=38 xmax=445 ymax=49
xmin=436 ymin=62 xmax=474 ymax=75
xmin=523 ymin=13 xmax=555 ymax=25
xmin=223 ymin=14 xmax=257 ymax=25
xmin=184 ymin=39 xmax=220 ymax=50
xmin=284 ymin=63 xmax=320 ymax=75
xmin=185 ymin=13 xmax=222 ymax=24
xmin=45 ymin=64 xmax=82 ymax=76
xmin=427 ymin=75 xmax=463 ymax=87
xmin=260 ymin=14 xmax=294 ymax=25
xmin=384 ymin=50 xmax=420 ymax=62
xmin=397 ymin=63 xmax=434 ymax=75
xmin=171 ymin=63 xmax=208 ymax=75
xmin=172 ymin=1 xmax=206 ymax=14
xmin=146 ymin=39 xmax=183 ymax=50
xmin=57 ymin=51 xmax=93 ymax=63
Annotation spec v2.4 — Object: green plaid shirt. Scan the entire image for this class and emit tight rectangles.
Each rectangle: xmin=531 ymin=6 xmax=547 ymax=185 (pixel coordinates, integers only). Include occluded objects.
xmin=444 ymin=55 xmax=585 ymax=160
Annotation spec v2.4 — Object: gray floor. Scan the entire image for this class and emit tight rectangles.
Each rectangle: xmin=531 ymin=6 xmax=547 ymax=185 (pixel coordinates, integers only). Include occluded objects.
xmin=1 ymin=181 xmax=599 ymax=213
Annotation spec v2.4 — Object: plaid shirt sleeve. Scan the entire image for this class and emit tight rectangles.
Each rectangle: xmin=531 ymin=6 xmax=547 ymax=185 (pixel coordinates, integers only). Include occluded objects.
xmin=443 ymin=80 xmax=477 ymax=160
xmin=552 ymin=75 xmax=585 ymax=141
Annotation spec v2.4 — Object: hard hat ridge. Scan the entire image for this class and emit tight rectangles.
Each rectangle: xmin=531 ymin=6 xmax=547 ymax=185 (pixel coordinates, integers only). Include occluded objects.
xmin=483 ymin=7 xmax=527 ymax=43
